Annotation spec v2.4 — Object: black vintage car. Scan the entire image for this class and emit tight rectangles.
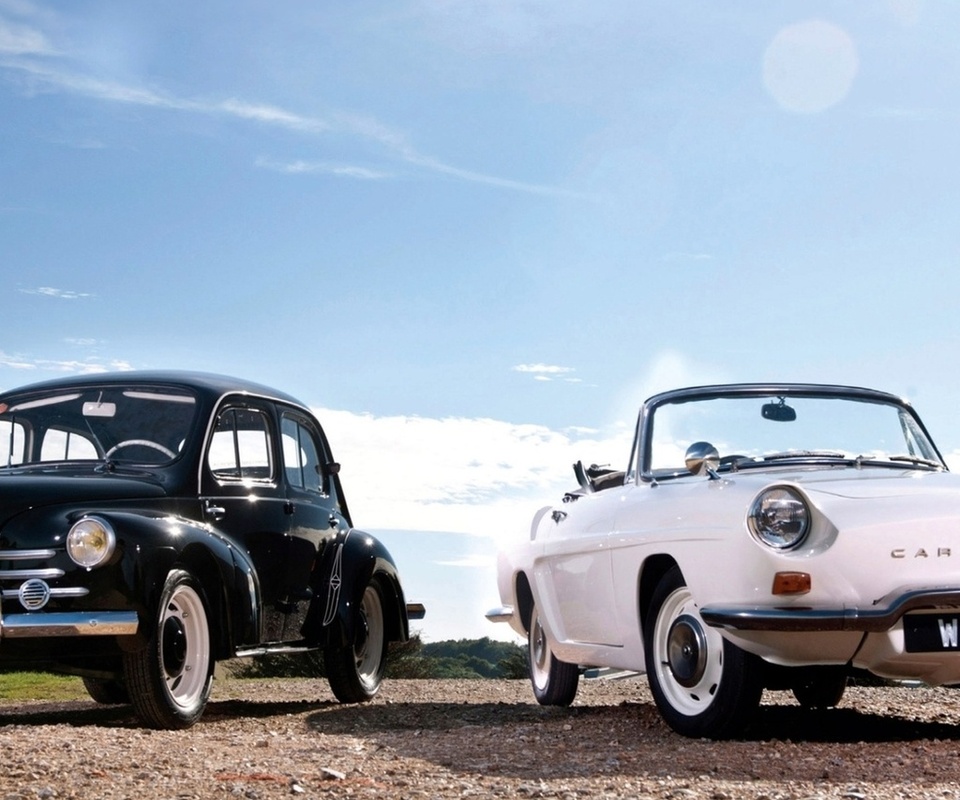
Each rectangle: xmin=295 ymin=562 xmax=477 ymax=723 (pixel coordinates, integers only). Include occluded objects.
xmin=0 ymin=371 xmax=421 ymax=728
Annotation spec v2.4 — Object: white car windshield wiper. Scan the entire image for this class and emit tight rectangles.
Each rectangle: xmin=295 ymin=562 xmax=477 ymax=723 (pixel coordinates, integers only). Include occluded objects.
xmin=877 ymin=454 xmax=943 ymax=469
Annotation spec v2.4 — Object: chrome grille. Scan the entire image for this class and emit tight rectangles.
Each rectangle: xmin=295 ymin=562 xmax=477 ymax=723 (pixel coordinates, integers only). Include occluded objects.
xmin=0 ymin=548 xmax=87 ymax=610
xmin=18 ymin=579 xmax=51 ymax=610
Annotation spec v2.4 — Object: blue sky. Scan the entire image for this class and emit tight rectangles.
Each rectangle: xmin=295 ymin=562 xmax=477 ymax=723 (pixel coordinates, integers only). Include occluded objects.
xmin=2 ymin=1 xmax=959 ymax=641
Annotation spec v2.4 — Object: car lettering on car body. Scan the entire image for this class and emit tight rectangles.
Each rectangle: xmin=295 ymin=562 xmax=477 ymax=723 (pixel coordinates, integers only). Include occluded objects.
xmin=891 ymin=548 xmax=952 ymax=558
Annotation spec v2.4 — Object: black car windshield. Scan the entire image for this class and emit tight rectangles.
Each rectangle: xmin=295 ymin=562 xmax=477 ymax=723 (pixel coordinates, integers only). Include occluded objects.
xmin=647 ymin=391 xmax=944 ymax=478
xmin=0 ymin=385 xmax=199 ymax=467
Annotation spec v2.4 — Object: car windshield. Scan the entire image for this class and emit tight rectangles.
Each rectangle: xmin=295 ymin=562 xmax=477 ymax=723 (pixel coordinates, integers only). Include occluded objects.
xmin=0 ymin=384 xmax=199 ymax=467
xmin=646 ymin=391 xmax=943 ymax=478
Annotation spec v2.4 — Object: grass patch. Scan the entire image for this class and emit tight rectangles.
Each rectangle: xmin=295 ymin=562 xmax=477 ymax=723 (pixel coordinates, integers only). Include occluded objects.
xmin=0 ymin=672 xmax=87 ymax=701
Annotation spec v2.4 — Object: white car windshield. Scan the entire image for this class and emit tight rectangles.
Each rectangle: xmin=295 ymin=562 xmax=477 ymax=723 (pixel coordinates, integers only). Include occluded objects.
xmin=0 ymin=385 xmax=198 ymax=467
xmin=647 ymin=391 xmax=943 ymax=477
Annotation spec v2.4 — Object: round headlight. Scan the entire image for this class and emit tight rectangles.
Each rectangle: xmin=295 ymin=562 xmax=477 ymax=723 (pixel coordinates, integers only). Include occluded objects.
xmin=67 ymin=516 xmax=116 ymax=568
xmin=748 ymin=487 xmax=810 ymax=550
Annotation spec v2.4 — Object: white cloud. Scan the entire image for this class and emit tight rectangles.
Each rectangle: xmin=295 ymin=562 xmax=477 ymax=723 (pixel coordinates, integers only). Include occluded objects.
xmin=315 ymin=407 xmax=632 ymax=546
xmin=512 ymin=363 xmax=573 ymax=374
xmin=0 ymin=351 xmax=132 ymax=373
xmin=434 ymin=554 xmax=495 ymax=568
xmin=512 ymin=363 xmax=576 ymax=382
xmin=19 ymin=286 xmax=93 ymax=300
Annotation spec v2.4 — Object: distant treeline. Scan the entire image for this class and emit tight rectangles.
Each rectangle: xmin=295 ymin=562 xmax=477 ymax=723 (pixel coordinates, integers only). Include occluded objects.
xmin=232 ymin=635 xmax=527 ymax=680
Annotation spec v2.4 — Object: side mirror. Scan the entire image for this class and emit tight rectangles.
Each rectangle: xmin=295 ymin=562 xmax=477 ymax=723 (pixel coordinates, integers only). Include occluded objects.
xmin=684 ymin=441 xmax=720 ymax=477
xmin=761 ymin=399 xmax=796 ymax=422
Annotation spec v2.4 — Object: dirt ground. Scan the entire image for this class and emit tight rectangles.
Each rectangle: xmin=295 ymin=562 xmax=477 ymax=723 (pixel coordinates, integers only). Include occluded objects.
xmin=1 ymin=677 xmax=960 ymax=799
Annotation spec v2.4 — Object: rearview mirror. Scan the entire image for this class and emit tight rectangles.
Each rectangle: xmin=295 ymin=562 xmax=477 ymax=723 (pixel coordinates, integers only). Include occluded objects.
xmin=82 ymin=401 xmax=116 ymax=418
xmin=761 ymin=400 xmax=796 ymax=422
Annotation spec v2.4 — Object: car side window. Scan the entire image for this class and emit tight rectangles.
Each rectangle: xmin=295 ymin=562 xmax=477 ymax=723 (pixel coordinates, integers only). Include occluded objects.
xmin=208 ymin=407 xmax=274 ymax=481
xmin=0 ymin=419 xmax=27 ymax=466
xmin=281 ymin=414 xmax=324 ymax=494
xmin=40 ymin=428 xmax=99 ymax=461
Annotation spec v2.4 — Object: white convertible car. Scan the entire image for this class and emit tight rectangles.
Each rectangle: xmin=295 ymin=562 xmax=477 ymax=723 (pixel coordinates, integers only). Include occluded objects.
xmin=488 ymin=383 xmax=960 ymax=738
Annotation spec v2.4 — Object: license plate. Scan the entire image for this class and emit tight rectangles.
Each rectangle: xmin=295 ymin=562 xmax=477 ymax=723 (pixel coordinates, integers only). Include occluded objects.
xmin=904 ymin=613 xmax=960 ymax=652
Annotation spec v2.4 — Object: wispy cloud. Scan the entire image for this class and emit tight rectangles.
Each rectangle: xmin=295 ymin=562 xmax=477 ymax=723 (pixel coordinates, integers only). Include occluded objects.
xmin=255 ymin=157 xmax=394 ymax=181
xmin=0 ymin=351 xmax=132 ymax=373
xmin=0 ymin=14 xmax=57 ymax=57
xmin=513 ymin=363 xmax=574 ymax=375
xmin=0 ymin=16 xmax=580 ymax=198
xmin=512 ymin=363 xmax=583 ymax=383
xmin=19 ymin=286 xmax=94 ymax=300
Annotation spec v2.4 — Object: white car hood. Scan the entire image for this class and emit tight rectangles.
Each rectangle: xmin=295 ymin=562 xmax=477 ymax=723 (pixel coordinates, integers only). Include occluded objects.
xmin=782 ymin=466 xmax=960 ymax=500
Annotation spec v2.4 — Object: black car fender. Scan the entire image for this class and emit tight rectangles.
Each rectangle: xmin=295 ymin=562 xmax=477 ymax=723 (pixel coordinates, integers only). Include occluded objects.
xmin=306 ymin=528 xmax=409 ymax=648
xmin=75 ymin=509 xmax=262 ymax=658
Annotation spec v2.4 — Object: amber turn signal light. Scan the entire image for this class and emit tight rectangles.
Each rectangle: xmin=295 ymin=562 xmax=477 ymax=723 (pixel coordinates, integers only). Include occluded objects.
xmin=772 ymin=571 xmax=811 ymax=595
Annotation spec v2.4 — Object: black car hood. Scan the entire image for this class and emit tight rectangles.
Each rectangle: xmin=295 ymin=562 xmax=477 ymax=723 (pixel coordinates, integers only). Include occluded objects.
xmin=0 ymin=471 xmax=168 ymax=528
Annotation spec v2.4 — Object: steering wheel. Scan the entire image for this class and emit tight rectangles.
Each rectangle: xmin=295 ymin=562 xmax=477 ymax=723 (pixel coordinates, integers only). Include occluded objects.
xmin=105 ymin=439 xmax=176 ymax=459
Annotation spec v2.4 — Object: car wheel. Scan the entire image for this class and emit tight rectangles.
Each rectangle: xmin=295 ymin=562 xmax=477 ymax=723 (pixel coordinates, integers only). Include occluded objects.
xmin=528 ymin=601 xmax=579 ymax=706
xmin=123 ymin=568 xmax=213 ymax=729
xmin=791 ymin=667 xmax=847 ymax=708
xmin=82 ymin=677 xmax=130 ymax=705
xmin=325 ymin=580 xmax=387 ymax=703
xmin=644 ymin=566 xmax=763 ymax=738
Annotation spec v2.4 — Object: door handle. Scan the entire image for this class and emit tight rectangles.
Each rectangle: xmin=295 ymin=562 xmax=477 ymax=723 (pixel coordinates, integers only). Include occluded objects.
xmin=204 ymin=500 xmax=226 ymax=520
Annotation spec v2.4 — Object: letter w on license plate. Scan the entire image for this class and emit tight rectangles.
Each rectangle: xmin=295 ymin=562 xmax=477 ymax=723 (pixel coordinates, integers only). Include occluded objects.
xmin=904 ymin=613 xmax=960 ymax=652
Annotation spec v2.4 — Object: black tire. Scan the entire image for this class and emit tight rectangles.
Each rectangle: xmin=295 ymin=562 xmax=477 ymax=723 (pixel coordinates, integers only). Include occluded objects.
xmin=644 ymin=566 xmax=763 ymax=738
xmin=528 ymin=600 xmax=579 ymax=706
xmin=325 ymin=580 xmax=387 ymax=703
xmin=791 ymin=667 xmax=847 ymax=708
xmin=82 ymin=677 xmax=130 ymax=705
xmin=123 ymin=568 xmax=214 ymax=729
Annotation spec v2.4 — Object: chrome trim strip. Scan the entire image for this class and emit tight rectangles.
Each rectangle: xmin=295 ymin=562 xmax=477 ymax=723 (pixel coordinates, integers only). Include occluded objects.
xmin=700 ymin=587 xmax=960 ymax=633
xmin=234 ymin=644 xmax=314 ymax=658
xmin=1 ymin=611 xmax=139 ymax=637
xmin=1 ymin=587 xmax=89 ymax=599
xmin=485 ymin=605 xmax=514 ymax=624
xmin=0 ymin=569 xmax=65 ymax=580
xmin=0 ymin=549 xmax=57 ymax=560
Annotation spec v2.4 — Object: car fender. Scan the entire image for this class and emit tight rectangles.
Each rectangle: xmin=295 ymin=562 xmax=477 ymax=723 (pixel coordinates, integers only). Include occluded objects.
xmin=73 ymin=509 xmax=261 ymax=657
xmin=306 ymin=527 xmax=409 ymax=648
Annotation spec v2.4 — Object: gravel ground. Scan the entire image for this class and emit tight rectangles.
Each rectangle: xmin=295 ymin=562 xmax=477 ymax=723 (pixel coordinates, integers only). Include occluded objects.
xmin=2 ymin=676 xmax=960 ymax=799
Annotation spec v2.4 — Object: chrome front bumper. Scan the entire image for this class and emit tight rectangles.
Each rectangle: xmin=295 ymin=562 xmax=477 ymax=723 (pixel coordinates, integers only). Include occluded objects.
xmin=485 ymin=605 xmax=514 ymax=624
xmin=700 ymin=587 xmax=960 ymax=633
xmin=0 ymin=609 xmax=139 ymax=638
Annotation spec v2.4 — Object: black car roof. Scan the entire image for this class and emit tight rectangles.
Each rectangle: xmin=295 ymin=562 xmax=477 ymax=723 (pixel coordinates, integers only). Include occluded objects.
xmin=0 ymin=370 xmax=307 ymax=409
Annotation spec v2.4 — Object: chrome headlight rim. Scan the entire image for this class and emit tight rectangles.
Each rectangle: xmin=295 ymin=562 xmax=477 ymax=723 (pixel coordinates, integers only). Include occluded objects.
xmin=747 ymin=486 xmax=811 ymax=551
xmin=66 ymin=515 xmax=117 ymax=568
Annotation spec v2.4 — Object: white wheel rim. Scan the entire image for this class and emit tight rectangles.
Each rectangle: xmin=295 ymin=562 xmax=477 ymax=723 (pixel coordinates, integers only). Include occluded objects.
xmin=529 ymin=613 xmax=550 ymax=691
xmin=160 ymin=584 xmax=210 ymax=710
xmin=652 ymin=586 xmax=725 ymax=716
xmin=355 ymin=585 xmax=384 ymax=690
